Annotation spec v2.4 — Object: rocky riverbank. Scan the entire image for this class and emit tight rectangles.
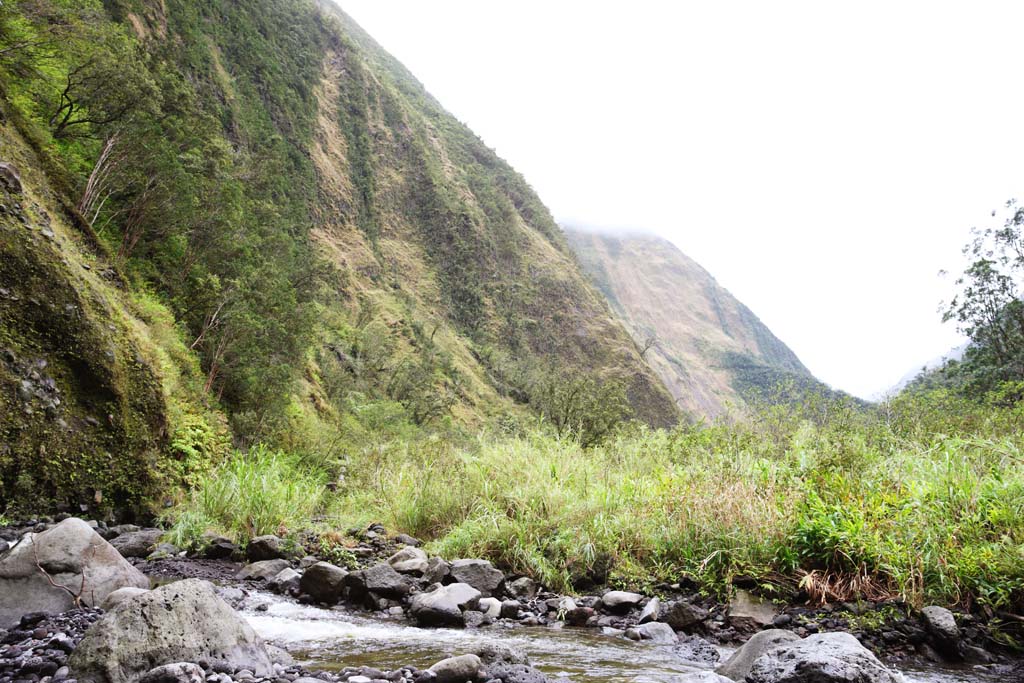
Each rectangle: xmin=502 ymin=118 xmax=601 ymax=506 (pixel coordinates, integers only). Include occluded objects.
xmin=1 ymin=517 xmax=1021 ymax=683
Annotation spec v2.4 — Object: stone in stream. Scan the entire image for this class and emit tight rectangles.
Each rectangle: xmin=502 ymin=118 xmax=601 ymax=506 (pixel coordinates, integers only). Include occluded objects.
xmin=625 ymin=621 xmax=677 ymax=644
xmin=268 ymin=567 xmax=301 ymax=594
xmin=409 ymin=583 xmax=481 ymax=626
xmin=245 ymin=535 xmax=286 ymax=561
xmin=428 ymin=654 xmax=481 ymax=683
xmin=727 ymin=589 xmax=776 ymax=632
xmin=500 ymin=599 xmax=522 ymax=619
xmin=478 ymin=596 xmax=502 ymax=618
xmin=0 ymin=517 xmax=150 ymax=628
xmin=675 ymin=674 xmax=734 ymax=683
xmin=715 ymin=629 xmax=801 ymax=681
xmin=387 ymin=546 xmax=428 ymax=574
xmin=745 ymin=632 xmax=903 ymax=683
xmin=919 ymin=605 xmax=960 ymax=658
xmin=484 ymin=663 xmax=550 ymax=683
xmin=674 ymin=634 xmax=721 ymax=666
xmin=344 ymin=562 xmax=411 ymax=599
xmin=639 ymin=596 xmax=660 ymax=623
xmin=68 ymin=579 xmax=273 ymax=683
xmin=448 ymin=559 xmax=504 ymax=596
xmin=109 ymin=529 xmax=165 ymax=558
xmin=299 ymin=561 xmax=348 ymax=604
xmin=601 ymin=590 xmax=643 ymax=612
xmin=236 ymin=559 xmax=290 ymax=581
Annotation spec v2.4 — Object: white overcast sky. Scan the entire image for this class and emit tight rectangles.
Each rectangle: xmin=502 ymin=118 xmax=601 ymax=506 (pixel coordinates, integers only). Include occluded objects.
xmin=338 ymin=1 xmax=1024 ymax=399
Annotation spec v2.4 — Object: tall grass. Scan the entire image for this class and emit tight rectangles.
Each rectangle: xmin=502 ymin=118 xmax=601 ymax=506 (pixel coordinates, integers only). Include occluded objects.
xmin=164 ymin=445 xmax=325 ymax=549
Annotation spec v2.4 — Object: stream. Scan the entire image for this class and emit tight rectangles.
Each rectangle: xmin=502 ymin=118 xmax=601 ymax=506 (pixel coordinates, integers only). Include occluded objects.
xmin=239 ymin=592 xmax=1005 ymax=683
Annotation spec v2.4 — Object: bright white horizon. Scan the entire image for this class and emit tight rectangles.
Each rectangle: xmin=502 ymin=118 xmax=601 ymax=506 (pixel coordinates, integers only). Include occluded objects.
xmin=338 ymin=1 xmax=1024 ymax=399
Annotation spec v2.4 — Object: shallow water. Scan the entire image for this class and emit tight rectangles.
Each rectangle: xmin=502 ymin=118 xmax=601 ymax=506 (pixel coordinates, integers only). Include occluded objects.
xmin=241 ymin=593 xmax=1005 ymax=683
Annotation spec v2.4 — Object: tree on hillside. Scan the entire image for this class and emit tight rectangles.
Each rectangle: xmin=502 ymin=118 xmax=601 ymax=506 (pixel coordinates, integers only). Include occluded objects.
xmin=940 ymin=200 xmax=1024 ymax=398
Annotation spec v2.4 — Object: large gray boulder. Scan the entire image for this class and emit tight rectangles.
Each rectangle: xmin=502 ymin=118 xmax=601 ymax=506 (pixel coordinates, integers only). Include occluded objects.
xmin=409 ymin=583 xmax=481 ymax=626
xmin=246 ymin=536 xmax=285 ymax=562
xmin=110 ymin=530 xmax=165 ymax=559
xmin=69 ymin=579 xmax=273 ymax=683
xmin=299 ymin=561 xmax=348 ymax=604
xmin=745 ymin=632 xmax=902 ymax=683
xmin=449 ymin=559 xmax=504 ymax=596
xmin=505 ymin=576 xmax=537 ymax=600
xmin=716 ymin=629 xmax=801 ymax=681
xmin=625 ymin=621 xmax=678 ymax=644
xmin=344 ymin=562 xmax=411 ymax=599
xmin=0 ymin=518 xmax=150 ymax=628
xmin=664 ymin=599 xmax=709 ymax=631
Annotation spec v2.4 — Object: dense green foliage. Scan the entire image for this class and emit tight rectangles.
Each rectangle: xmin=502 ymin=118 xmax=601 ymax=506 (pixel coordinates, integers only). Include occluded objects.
xmin=167 ymin=389 xmax=1024 ymax=616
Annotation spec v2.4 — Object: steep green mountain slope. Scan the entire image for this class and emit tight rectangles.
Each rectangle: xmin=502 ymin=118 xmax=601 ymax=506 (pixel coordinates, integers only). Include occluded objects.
xmin=0 ymin=0 xmax=676 ymax=513
xmin=566 ymin=227 xmax=831 ymax=416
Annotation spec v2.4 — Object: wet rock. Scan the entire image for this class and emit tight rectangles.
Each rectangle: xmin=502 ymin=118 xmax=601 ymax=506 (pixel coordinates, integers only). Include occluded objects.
xmin=428 ymin=654 xmax=480 ymax=683
xmin=236 ymin=559 xmax=290 ymax=582
xmin=484 ymin=663 xmax=548 ymax=683
xmin=664 ymin=600 xmax=709 ymax=631
xmin=625 ymin=621 xmax=677 ymax=644
xmin=745 ymin=632 xmax=902 ymax=683
xmin=246 ymin=536 xmax=286 ymax=562
xmin=68 ymin=579 xmax=273 ymax=683
xmin=0 ymin=518 xmax=149 ymax=628
xmin=448 ymin=559 xmax=504 ymax=597
xmin=394 ymin=534 xmax=422 ymax=547
xmin=300 ymin=562 xmax=348 ymax=604
xmin=919 ymin=606 xmax=960 ymax=658
xmin=387 ymin=547 xmax=428 ymax=575
xmin=674 ymin=634 xmax=721 ymax=666
xmin=564 ymin=606 xmax=594 ymax=626
xmin=344 ymin=563 xmax=411 ymax=599
xmin=138 ymin=663 xmax=205 ymax=683
xmin=409 ymin=583 xmax=481 ymax=626
xmin=675 ymin=674 xmax=734 ymax=683
xmin=269 ymin=568 xmax=301 ymax=594
xmin=601 ymin=591 xmax=643 ymax=612
xmin=471 ymin=642 xmax=529 ymax=667
xmin=715 ymin=629 xmax=801 ymax=681
xmin=110 ymin=530 xmax=165 ymax=557
xmin=639 ymin=597 xmax=660 ymax=624
xmin=727 ymin=589 xmax=776 ymax=632
xmin=505 ymin=577 xmax=537 ymax=601
xmin=99 ymin=587 xmax=149 ymax=611
xmin=500 ymin=600 xmax=521 ymax=620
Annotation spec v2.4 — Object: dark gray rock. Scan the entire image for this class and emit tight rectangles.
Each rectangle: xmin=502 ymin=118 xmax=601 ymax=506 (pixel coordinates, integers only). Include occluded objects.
xmin=728 ymin=590 xmax=776 ymax=632
xmin=268 ymin=568 xmax=301 ymax=594
xmin=674 ymin=634 xmax=721 ymax=666
xmin=745 ymin=632 xmax=902 ymax=683
xmin=664 ymin=600 xmax=709 ymax=631
xmin=484 ymin=663 xmax=548 ymax=683
xmin=505 ymin=577 xmax=537 ymax=600
xmin=299 ymin=561 xmax=348 ymax=604
xmin=344 ymin=563 xmax=411 ymax=599
xmin=236 ymin=559 xmax=290 ymax=581
xmin=202 ymin=537 xmax=238 ymax=560
xmin=449 ymin=559 xmax=504 ymax=596
xmin=68 ymin=579 xmax=273 ymax=683
xmin=424 ymin=557 xmax=450 ymax=584
xmin=472 ymin=642 xmax=529 ymax=666
xmin=0 ymin=518 xmax=149 ymax=628
xmin=246 ymin=536 xmax=285 ymax=562
xmin=0 ymin=162 xmax=22 ymax=194
xmin=500 ymin=599 xmax=521 ymax=620
xmin=715 ymin=629 xmax=801 ymax=681
xmin=409 ymin=583 xmax=481 ymax=626
xmin=109 ymin=530 xmax=164 ymax=559
xmin=920 ymin=606 xmax=960 ymax=657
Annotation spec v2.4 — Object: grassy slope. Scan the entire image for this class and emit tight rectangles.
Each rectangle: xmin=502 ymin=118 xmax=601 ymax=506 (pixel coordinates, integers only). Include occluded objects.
xmin=566 ymin=227 xmax=840 ymax=417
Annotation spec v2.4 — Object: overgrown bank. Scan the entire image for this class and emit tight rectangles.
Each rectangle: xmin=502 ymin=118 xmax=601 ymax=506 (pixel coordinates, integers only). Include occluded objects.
xmin=165 ymin=389 xmax=1024 ymax=620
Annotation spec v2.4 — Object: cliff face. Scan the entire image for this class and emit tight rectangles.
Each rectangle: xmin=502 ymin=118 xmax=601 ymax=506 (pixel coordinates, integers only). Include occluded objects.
xmin=566 ymin=228 xmax=823 ymax=417
xmin=0 ymin=0 xmax=676 ymax=511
